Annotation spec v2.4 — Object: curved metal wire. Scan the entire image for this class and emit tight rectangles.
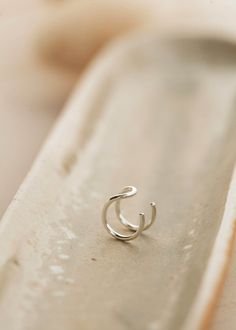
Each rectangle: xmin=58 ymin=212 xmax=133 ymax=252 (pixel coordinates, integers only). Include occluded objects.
xmin=115 ymin=187 xmax=156 ymax=231
xmin=102 ymin=186 xmax=156 ymax=241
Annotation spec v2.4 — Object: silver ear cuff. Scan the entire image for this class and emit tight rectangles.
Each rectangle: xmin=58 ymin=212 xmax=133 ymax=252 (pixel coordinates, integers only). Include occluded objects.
xmin=102 ymin=186 xmax=156 ymax=241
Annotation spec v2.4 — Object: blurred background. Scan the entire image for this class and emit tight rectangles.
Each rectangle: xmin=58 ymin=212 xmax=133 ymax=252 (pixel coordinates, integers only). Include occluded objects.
xmin=1 ymin=2 xmax=236 ymax=330
xmin=1 ymin=0 xmax=235 ymax=218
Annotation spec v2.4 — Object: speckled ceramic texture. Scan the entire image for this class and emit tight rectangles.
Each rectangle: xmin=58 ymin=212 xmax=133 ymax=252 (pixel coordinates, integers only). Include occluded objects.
xmin=0 ymin=34 xmax=236 ymax=330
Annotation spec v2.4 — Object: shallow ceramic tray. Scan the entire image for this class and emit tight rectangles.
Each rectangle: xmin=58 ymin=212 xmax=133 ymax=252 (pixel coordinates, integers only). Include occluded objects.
xmin=0 ymin=33 xmax=236 ymax=330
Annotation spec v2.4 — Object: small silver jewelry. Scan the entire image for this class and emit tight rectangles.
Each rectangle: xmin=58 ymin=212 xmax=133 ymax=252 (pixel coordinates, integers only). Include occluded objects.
xmin=102 ymin=186 xmax=156 ymax=241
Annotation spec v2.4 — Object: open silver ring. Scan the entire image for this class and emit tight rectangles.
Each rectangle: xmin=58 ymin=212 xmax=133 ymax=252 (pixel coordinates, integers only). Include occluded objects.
xmin=102 ymin=186 xmax=157 ymax=241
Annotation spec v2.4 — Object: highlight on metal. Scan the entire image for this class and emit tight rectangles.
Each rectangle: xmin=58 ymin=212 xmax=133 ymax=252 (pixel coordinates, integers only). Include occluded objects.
xmin=102 ymin=186 xmax=156 ymax=241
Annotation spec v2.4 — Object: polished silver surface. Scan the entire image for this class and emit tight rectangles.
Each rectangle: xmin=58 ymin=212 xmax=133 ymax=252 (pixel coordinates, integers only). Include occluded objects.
xmin=102 ymin=186 xmax=156 ymax=241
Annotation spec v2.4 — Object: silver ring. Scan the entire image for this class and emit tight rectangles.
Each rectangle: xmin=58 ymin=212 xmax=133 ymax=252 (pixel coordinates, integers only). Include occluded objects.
xmin=102 ymin=186 xmax=157 ymax=241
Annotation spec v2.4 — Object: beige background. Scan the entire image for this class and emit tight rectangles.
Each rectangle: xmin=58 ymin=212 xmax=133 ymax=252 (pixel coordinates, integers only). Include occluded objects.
xmin=0 ymin=1 xmax=236 ymax=329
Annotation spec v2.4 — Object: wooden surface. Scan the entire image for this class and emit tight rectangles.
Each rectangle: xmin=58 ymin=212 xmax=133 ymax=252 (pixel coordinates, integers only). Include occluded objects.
xmin=0 ymin=33 xmax=236 ymax=330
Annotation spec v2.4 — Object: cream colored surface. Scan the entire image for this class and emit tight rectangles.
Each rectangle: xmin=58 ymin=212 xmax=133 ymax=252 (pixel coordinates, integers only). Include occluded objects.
xmin=1 ymin=1 xmax=236 ymax=330
xmin=0 ymin=8 xmax=77 ymax=217
xmin=210 ymin=235 xmax=236 ymax=330
xmin=0 ymin=34 xmax=236 ymax=330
